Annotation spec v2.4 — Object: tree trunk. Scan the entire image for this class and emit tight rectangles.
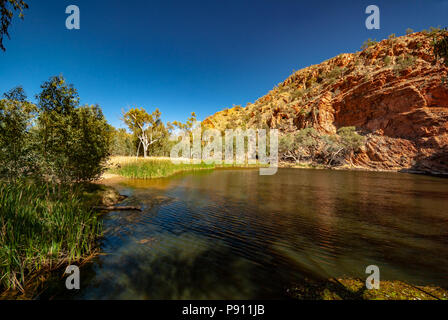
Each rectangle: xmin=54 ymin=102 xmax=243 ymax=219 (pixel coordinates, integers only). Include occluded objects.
xmin=142 ymin=143 xmax=148 ymax=158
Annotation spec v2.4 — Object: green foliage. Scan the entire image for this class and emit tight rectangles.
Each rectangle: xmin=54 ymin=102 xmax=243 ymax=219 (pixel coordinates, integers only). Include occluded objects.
xmin=406 ymin=28 xmax=414 ymax=35
xmin=0 ymin=76 xmax=111 ymax=184
xmin=0 ymin=77 xmax=112 ymax=293
xmin=68 ymin=105 xmax=112 ymax=181
xmin=123 ymin=107 xmax=169 ymax=158
xmin=170 ymin=112 xmax=198 ymax=133
xmin=0 ymin=87 xmax=38 ymax=182
xmin=0 ymin=0 xmax=28 ymax=51
xmin=110 ymin=127 xmax=136 ymax=156
xmin=337 ymin=126 xmax=366 ymax=151
xmin=279 ymin=127 xmax=365 ymax=166
xmin=111 ymin=159 xmax=215 ymax=179
xmin=393 ymin=54 xmax=417 ymax=74
xmin=432 ymin=29 xmax=448 ymax=66
xmin=0 ymin=182 xmax=101 ymax=291
xmin=36 ymin=76 xmax=111 ymax=183
xmin=361 ymin=38 xmax=378 ymax=50
xmin=428 ymin=27 xmax=448 ymax=85
xmin=383 ymin=55 xmax=392 ymax=66
xmin=324 ymin=66 xmax=344 ymax=81
xmin=146 ymin=122 xmax=174 ymax=156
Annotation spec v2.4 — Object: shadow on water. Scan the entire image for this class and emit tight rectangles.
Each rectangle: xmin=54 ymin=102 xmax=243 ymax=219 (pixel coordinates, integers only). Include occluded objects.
xmin=40 ymin=233 xmax=292 ymax=300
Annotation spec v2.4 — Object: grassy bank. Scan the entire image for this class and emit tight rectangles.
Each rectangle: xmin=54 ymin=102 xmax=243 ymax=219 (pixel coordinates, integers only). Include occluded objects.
xmin=108 ymin=157 xmax=263 ymax=179
xmin=0 ymin=182 xmax=102 ymax=293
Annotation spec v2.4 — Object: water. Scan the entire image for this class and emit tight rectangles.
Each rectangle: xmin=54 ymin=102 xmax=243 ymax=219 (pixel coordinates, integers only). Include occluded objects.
xmin=41 ymin=168 xmax=448 ymax=299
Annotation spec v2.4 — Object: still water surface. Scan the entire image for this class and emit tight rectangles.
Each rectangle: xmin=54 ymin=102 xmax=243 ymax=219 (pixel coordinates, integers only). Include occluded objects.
xmin=43 ymin=168 xmax=448 ymax=299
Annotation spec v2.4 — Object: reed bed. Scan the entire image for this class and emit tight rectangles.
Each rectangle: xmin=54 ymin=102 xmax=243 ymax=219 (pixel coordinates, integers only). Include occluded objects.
xmin=110 ymin=158 xmax=216 ymax=179
xmin=108 ymin=157 xmax=263 ymax=179
xmin=0 ymin=182 xmax=102 ymax=292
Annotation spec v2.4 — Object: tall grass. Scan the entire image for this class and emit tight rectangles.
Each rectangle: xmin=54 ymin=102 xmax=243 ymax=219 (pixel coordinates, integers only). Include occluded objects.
xmin=0 ymin=182 xmax=102 ymax=292
xmin=111 ymin=158 xmax=216 ymax=179
xmin=109 ymin=157 xmax=265 ymax=179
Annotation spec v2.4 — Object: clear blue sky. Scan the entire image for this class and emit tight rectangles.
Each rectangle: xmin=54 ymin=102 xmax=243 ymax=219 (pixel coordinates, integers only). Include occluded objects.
xmin=1 ymin=0 xmax=447 ymax=128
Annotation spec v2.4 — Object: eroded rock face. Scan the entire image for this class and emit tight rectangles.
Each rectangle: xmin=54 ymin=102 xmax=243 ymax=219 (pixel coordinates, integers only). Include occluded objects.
xmin=203 ymin=32 xmax=448 ymax=174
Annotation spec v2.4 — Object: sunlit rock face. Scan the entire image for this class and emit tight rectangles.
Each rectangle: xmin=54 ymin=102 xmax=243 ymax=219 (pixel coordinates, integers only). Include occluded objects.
xmin=203 ymin=33 xmax=448 ymax=174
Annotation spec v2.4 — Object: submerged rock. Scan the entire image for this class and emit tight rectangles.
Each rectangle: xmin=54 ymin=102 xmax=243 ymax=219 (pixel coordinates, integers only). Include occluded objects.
xmin=288 ymin=278 xmax=448 ymax=300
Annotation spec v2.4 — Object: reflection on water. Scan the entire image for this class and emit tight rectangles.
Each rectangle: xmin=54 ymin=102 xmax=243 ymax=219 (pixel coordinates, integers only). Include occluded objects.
xmin=41 ymin=169 xmax=448 ymax=299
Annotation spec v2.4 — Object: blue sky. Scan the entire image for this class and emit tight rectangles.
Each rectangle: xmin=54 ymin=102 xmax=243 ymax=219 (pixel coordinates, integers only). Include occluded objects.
xmin=0 ymin=0 xmax=447 ymax=128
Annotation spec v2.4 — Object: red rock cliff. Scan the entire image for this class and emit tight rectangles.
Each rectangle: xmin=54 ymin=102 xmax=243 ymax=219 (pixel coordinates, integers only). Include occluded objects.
xmin=203 ymin=32 xmax=448 ymax=174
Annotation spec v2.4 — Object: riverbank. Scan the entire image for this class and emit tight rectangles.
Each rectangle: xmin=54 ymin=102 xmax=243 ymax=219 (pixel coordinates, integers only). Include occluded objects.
xmin=106 ymin=156 xmax=265 ymax=180
xmin=0 ymin=182 xmax=124 ymax=299
xmin=104 ymin=156 xmax=441 ymax=181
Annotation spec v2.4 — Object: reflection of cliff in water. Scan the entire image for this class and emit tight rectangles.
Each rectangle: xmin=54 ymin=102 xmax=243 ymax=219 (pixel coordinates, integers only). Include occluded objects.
xmin=41 ymin=168 xmax=448 ymax=299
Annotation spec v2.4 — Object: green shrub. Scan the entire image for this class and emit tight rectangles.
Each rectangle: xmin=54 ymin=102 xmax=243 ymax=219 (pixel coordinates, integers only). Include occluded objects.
xmin=337 ymin=126 xmax=366 ymax=151
xmin=279 ymin=127 xmax=366 ymax=166
xmin=36 ymin=76 xmax=112 ymax=183
xmin=0 ymin=87 xmax=38 ymax=182
xmin=361 ymin=38 xmax=378 ymax=50
xmin=325 ymin=66 xmax=344 ymax=80
xmin=394 ymin=54 xmax=417 ymax=74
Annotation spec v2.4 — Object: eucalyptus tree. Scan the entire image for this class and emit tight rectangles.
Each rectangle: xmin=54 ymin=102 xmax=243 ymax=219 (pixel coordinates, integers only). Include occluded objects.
xmin=123 ymin=107 xmax=164 ymax=158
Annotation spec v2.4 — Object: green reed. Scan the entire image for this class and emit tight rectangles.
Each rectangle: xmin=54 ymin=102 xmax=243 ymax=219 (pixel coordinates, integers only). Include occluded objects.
xmin=111 ymin=158 xmax=266 ymax=179
xmin=111 ymin=159 xmax=216 ymax=179
xmin=0 ymin=182 xmax=102 ymax=292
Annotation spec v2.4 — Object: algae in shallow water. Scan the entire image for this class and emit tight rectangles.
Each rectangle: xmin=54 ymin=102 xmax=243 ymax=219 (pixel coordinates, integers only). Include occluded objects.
xmin=288 ymin=278 xmax=448 ymax=300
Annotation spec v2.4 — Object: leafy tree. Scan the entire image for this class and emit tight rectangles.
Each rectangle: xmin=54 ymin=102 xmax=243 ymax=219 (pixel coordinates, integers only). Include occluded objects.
xmin=36 ymin=76 xmax=111 ymax=183
xmin=279 ymin=127 xmax=365 ymax=166
xmin=69 ymin=105 xmax=112 ymax=181
xmin=0 ymin=0 xmax=28 ymax=51
xmin=146 ymin=122 xmax=173 ymax=156
xmin=333 ymin=126 xmax=366 ymax=165
xmin=279 ymin=128 xmax=321 ymax=162
xmin=428 ymin=27 xmax=448 ymax=85
xmin=170 ymin=112 xmax=198 ymax=133
xmin=0 ymin=86 xmax=37 ymax=181
xmin=36 ymin=76 xmax=79 ymax=183
xmin=110 ymin=127 xmax=136 ymax=156
xmin=123 ymin=107 xmax=163 ymax=158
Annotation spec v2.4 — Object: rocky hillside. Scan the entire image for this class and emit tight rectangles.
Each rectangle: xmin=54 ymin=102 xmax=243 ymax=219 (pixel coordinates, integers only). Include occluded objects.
xmin=203 ymin=32 xmax=448 ymax=174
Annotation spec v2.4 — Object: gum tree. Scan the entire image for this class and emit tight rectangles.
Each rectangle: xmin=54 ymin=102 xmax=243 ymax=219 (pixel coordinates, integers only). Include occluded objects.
xmin=123 ymin=107 xmax=163 ymax=158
